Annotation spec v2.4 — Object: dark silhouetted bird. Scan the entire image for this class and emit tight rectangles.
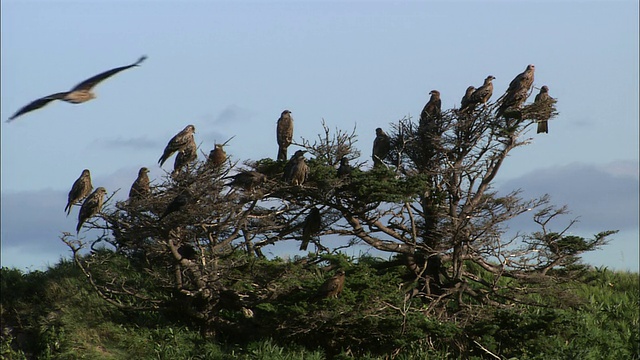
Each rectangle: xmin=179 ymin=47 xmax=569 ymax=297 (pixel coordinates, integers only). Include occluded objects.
xmin=172 ymin=137 xmax=197 ymax=177
xmin=300 ymin=207 xmax=322 ymax=251
xmin=372 ymin=128 xmax=390 ymax=167
xmin=65 ymin=169 xmax=93 ymax=216
xmin=159 ymin=191 xmax=191 ymax=221
xmin=459 ymin=86 xmax=476 ymax=111
xmin=312 ymin=270 xmax=346 ymax=300
xmin=463 ymin=75 xmax=495 ymax=112
xmin=225 ymin=171 xmax=268 ymax=191
xmin=535 ymin=85 xmax=552 ymax=134
xmin=420 ymin=90 xmax=442 ymax=126
xmin=129 ymin=167 xmax=150 ymax=201
xmin=76 ymin=187 xmax=107 ymax=233
xmin=8 ymin=56 xmax=147 ymax=122
xmin=276 ymin=110 xmax=294 ymax=161
xmin=207 ymin=144 xmax=227 ymax=168
xmin=283 ymin=150 xmax=308 ymax=186
xmin=337 ymin=156 xmax=352 ymax=177
xmin=158 ymin=125 xmax=196 ymax=167
xmin=497 ymin=64 xmax=535 ymax=117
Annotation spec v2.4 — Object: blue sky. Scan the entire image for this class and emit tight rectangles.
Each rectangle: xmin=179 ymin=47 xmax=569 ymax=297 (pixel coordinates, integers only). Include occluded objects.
xmin=1 ymin=0 xmax=638 ymax=272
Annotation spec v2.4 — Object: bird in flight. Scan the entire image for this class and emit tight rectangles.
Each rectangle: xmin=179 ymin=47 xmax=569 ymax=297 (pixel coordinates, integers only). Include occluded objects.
xmin=7 ymin=55 xmax=147 ymax=122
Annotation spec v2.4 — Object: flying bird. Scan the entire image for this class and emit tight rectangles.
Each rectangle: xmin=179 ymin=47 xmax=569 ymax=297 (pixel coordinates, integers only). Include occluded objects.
xmin=312 ymin=269 xmax=346 ymax=300
xmin=7 ymin=55 xmax=147 ymax=122
xmin=172 ymin=137 xmax=197 ymax=177
xmin=225 ymin=171 xmax=267 ymax=191
xmin=372 ymin=128 xmax=390 ymax=167
xmin=65 ymin=169 xmax=93 ymax=216
xmin=300 ymin=207 xmax=322 ymax=251
xmin=459 ymin=86 xmax=476 ymax=112
xmin=337 ymin=156 xmax=352 ymax=178
xmin=129 ymin=167 xmax=150 ymax=201
xmin=497 ymin=64 xmax=535 ymax=118
xmin=535 ymin=85 xmax=552 ymax=134
xmin=462 ymin=75 xmax=495 ymax=112
xmin=283 ymin=150 xmax=309 ymax=186
xmin=159 ymin=191 xmax=191 ymax=221
xmin=276 ymin=110 xmax=294 ymax=161
xmin=76 ymin=187 xmax=107 ymax=233
xmin=158 ymin=125 xmax=196 ymax=167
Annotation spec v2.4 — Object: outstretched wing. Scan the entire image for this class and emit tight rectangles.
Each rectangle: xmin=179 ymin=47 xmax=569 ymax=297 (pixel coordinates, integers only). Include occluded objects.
xmin=7 ymin=92 xmax=69 ymax=122
xmin=70 ymin=55 xmax=147 ymax=92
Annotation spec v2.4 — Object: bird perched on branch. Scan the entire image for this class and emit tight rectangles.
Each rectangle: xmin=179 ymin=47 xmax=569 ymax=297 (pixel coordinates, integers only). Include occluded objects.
xmin=462 ymin=75 xmax=495 ymax=112
xmin=207 ymin=144 xmax=227 ymax=169
xmin=337 ymin=156 xmax=352 ymax=178
xmin=459 ymin=86 xmax=476 ymax=112
xmin=65 ymin=169 xmax=93 ymax=216
xmin=312 ymin=269 xmax=346 ymax=300
xmin=159 ymin=191 xmax=191 ymax=221
xmin=283 ymin=150 xmax=308 ymax=186
xmin=372 ymin=128 xmax=390 ymax=167
xmin=172 ymin=137 xmax=197 ymax=177
xmin=129 ymin=167 xmax=150 ymax=202
xmin=225 ymin=171 xmax=267 ymax=191
xmin=419 ymin=90 xmax=442 ymax=127
xmin=76 ymin=187 xmax=107 ymax=233
xmin=535 ymin=85 xmax=552 ymax=134
xmin=7 ymin=55 xmax=147 ymax=122
xmin=300 ymin=207 xmax=322 ymax=251
xmin=158 ymin=125 xmax=196 ymax=167
xmin=276 ymin=110 xmax=294 ymax=161
xmin=497 ymin=64 xmax=535 ymax=118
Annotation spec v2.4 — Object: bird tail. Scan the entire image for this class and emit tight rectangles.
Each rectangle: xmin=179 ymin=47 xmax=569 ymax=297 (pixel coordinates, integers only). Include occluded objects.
xmin=76 ymin=222 xmax=83 ymax=234
xmin=277 ymin=147 xmax=288 ymax=161
xmin=300 ymin=236 xmax=310 ymax=251
xmin=537 ymin=121 xmax=548 ymax=134
xmin=65 ymin=203 xmax=72 ymax=216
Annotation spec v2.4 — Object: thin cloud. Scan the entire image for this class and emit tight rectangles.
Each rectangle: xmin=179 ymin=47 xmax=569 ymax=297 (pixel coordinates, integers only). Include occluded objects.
xmin=94 ymin=136 xmax=159 ymax=150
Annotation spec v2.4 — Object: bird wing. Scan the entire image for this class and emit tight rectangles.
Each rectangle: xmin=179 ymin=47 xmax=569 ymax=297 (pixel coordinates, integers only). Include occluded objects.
xmin=70 ymin=55 xmax=147 ymax=91
xmin=7 ymin=92 xmax=69 ymax=122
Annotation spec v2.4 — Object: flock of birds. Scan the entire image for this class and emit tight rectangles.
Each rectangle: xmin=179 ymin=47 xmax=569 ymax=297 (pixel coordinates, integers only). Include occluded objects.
xmin=7 ymin=58 xmax=552 ymax=250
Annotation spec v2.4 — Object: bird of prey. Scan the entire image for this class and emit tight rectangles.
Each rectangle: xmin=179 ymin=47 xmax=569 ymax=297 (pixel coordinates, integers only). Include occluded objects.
xmin=225 ymin=171 xmax=268 ymax=191
xmin=372 ymin=128 xmax=390 ymax=167
xmin=172 ymin=137 xmax=197 ymax=177
xmin=535 ymin=85 xmax=552 ymax=134
xmin=337 ymin=156 xmax=352 ymax=177
xmin=283 ymin=150 xmax=309 ymax=186
xmin=158 ymin=125 xmax=196 ymax=167
xmin=159 ymin=191 xmax=191 ymax=221
xmin=7 ymin=55 xmax=147 ymax=122
xmin=419 ymin=90 xmax=442 ymax=127
xmin=276 ymin=110 xmax=294 ymax=161
xmin=313 ymin=269 xmax=346 ymax=300
xmin=459 ymin=86 xmax=476 ymax=112
xmin=497 ymin=64 xmax=535 ymax=117
xmin=65 ymin=169 xmax=93 ymax=216
xmin=463 ymin=75 xmax=496 ymax=112
xmin=300 ymin=207 xmax=322 ymax=251
xmin=76 ymin=187 xmax=107 ymax=233
xmin=207 ymin=144 xmax=227 ymax=168
xmin=129 ymin=167 xmax=150 ymax=201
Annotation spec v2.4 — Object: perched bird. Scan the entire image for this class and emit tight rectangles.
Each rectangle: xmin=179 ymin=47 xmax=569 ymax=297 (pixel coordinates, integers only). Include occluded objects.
xmin=65 ymin=169 xmax=93 ymax=216
xmin=76 ymin=187 xmax=107 ymax=233
xmin=535 ymin=85 xmax=552 ymax=134
xmin=159 ymin=191 xmax=191 ymax=221
xmin=172 ymin=137 xmax=197 ymax=177
xmin=300 ymin=207 xmax=322 ymax=251
xmin=207 ymin=144 xmax=227 ymax=168
xmin=463 ymin=75 xmax=495 ymax=112
xmin=225 ymin=171 xmax=268 ymax=191
xmin=7 ymin=55 xmax=147 ymax=122
xmin=497 ymin=64 xmax=535 ymax=117
xmin=419 ymin=90 xmax=442 ymax=126
xmin=313 ymin=269 xmax=346 ymax=300
xmin=337 ymin=156 xmax=352 ymax=178
xmin=276 ymin=110 xmax=294 ymax=161
xmin=158 ymin=125 xmax=196 ymax=167
xmin=459 ymin=86 xmax=476 ymax=112
xmin=283 ymin=150 xmax=309 ymax=186
xmin=372 ymin=128 xmax=391 ymax=167
xmin=129 ymin=167 xmax=150 ymax=201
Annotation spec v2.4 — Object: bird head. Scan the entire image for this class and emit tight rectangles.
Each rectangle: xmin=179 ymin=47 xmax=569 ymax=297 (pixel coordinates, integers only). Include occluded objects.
xmin=186 ymin=124 xmax=196 ymax=133
xmin=541 ymin=85 xmax=549 ymax=92
xmin=282 ymin=110 xmax=291 ymax=115
xmin=486 ymin=75 xmax=496 ymax=82
xmin=526 ymin=64 xmax=535 ymax=71
xmin=429 ymin=90 xmax=440 ymax=98
xmin=139 ymin=167 xmax=149 ymax=175
xmin=82 ymin=169 xmax=91 ymax=176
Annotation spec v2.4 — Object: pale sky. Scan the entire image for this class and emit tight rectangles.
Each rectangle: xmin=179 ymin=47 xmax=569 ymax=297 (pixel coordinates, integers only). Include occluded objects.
xmin=1 ymin=0 xmax=638 ymax=272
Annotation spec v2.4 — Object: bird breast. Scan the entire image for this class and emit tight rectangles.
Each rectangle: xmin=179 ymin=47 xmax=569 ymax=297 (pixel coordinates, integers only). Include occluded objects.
xmin=64 ymin=90 xmax=95 ymax=103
